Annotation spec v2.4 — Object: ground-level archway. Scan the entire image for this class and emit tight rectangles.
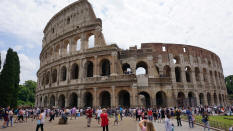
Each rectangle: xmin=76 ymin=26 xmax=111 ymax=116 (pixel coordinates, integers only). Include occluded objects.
xmin=58 ymin=94 xmax=65 ymax=108
xmin=44 ymin=96 xmax=48 ymax=107
xmin=100 ymin=91 xmax=111 ymax=108
xmin=199 ymin=93 xmax=204 ymax=105
xmin=188 ymin=92 xmax=196 ymax=107
xmin=50 ymin=95 xmax=55 ymax=107
xmin=207 ymin=93 xmax=211 ymax=106
xmin=156 ymin=91 xmax=167 ymax=107
xmin=214 ymin=93 xmax=217 ymax=105
xmin=84 ymin=92 xmax=93 ymax=107
xmin=69 ymin=93 xmax=78 ymax=107
xmin=138 ymin=92 xmax=151 ymax=107
xmin=118 ymin=90 xmax=130 ymax=108
xmin=177 ymin=92 xmax=185 ymax=107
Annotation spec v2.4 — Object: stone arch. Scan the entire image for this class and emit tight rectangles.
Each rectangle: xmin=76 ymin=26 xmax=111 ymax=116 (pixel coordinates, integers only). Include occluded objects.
xmin=213 ymin=93 xmax=217 ymax=105
xmin=203 ymin=68 xmax=207 ymax=82
xmin=177 ymin=92 xmax=185 ymax=107
xmin=156 ymin=91 xmax=167 ymax=107
xmin=64 ymin=40 xmax=70 ymax=55
xmin=100 ymin=59 xmax=111 ymax=76
xmin=45 ymin=71 xmax=50 ymax=85
xmin=195 ymin=67 xmax=200 ymax=82
xmin=40 ymin=96 xmax=43 ymax=107
xmin=71 ymin=63 xmax=79 ymax=80
xmin=74 ymin=36 xmax=81 ymax=51
xmin=138 ymin=91 xmax=151 ymax=107
xmin=175 ymin=67 xmax=182 ymax=82
xmin=185 ymin=66 xmax=192 ymax=83
xmin=118 ymin=90 xmax=130 ymax=107
xmin=136 ymin=61 xmax=148 ymax=75
xmin=50 ymin=95 xmax=55 ymax=107
xmin=199 ymin=93 xmax=204 ymax=105
xmin=173 ymin=55 xmax=180 ymax=64
xmin=219 ymin=94 xmax=222 ymax=105
xmin=100 ymin=91 xmax=111 ymax=108
xmin=88 ymin=34 xmax=95 ymax=48
xmin=155 ymin=65 xmax=160 ymax=76
xmin=84 ymin=92 xmax=93 ymax=107
xmin=58 ymin=94 xmax=66 ymax=108
xmin=69 ymin=92 xmax=78 ymax=107
xmin=207 ymin=93 xmax=211 ymax=105
xmin=122 ymin=63 xmax=132 ymax=74
xmin=55 ymin=44 xmax=61 ymax=57
xmin=188 ymin=92 xmax=196 ymax=107
xmin=163 ymin=65 xmax=171 ymax=77
xmin=44 ymin=96 xmax=48 ymax=107
xmin=60 ymin=66 xmax=67 ymax=81
xmin=86 ymin=61 xmax=94 ymax=77
xmin=209 ymin=70 xmax=213 ymax=82
xmin=52 ymin=69 xmax=57 ymax=83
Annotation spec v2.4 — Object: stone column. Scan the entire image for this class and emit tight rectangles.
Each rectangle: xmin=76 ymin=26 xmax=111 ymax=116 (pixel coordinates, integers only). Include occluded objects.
xmin=55 ymin=94 xmax=58 ymax=108
xmin=70 ymin=37 xmax=76 ymax=54
xmin=181 ymin=66 xmax=187 ymax=84
xmin=77 ymin=90 xmax=81 ymax=108
xmin=81 ymin=33 xmax=88 ymax=51
xmin=111 ymin=52 xmax=117 ymax=76
xmin=93 ymin=88 xmax=97 ymax=108
xmin=111 ymin=86 xmax=116 ymax=107
xmin=94 ymin=56 xmax=99 ymax=77
xmin=147 ymin=56 xmax=154 ymax=78
xmin=65 ymin=92 xmax=69 ymax=108
xmin=131 ymin=84 xmax=137 ymax=107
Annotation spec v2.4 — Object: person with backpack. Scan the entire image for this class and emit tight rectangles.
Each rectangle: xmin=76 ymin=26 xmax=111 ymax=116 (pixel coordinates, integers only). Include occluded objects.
xmin=202 ymin=112 xmax=210 ymax=131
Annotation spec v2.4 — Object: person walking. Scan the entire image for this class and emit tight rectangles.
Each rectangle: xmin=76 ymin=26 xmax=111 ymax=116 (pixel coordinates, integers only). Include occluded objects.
xmin=175 ymin=109 xmax=182 ymax=126
xmin=165 ymin=114 xmax=173 ymax=131
xmin=100 ymin=108 xmax=109 ymax=131
xmin=186 ymin=107 xmax=194 ymax=128
xmin=139 ymin=119 xmax=156 ymax=131
xmin=2 ymin=106 xmax=9 ymax=128
xmin=86 ymin=107 xmax=93 ymax=127
xmin=202 ymin=112 xmax=210 ymax=131
xmin=36 ymin=109 xmax=45 ymax=131
xmin=96 ymin=108 xmax=102 ymax=126
xmin=8 ymin=109 xmax=14 ymax=127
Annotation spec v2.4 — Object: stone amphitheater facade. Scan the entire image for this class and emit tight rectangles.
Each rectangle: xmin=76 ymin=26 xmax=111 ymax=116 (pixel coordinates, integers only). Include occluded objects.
xmin=36 ymin=0 xmax=228 ymax=108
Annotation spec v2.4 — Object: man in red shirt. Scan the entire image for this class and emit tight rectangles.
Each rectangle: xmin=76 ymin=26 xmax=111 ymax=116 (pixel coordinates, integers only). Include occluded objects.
xmin=148 ymin=109 xmax=153 ymax=121
xmin=100 ymin=108 xmax=109 ymax=131
xmin=86 ymin=107 xmax=93 ymax=127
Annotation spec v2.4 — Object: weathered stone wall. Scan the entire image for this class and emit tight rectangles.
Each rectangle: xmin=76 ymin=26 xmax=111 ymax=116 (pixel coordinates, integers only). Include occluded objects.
xmin=36 ymin=0 xmax=228 ymax=108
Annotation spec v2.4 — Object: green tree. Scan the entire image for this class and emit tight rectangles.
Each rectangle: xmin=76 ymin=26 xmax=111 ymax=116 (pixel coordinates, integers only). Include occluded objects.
xmin=225 ymin=75 xmax=233 ymax=94
xmin=0 ymin=48 xmax=20 ymax=108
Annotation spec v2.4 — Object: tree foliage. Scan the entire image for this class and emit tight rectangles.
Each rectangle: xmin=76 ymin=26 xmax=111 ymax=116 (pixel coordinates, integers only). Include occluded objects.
xmin=0 ymin=48 xmax=20 ymax=108
xmin=17 ymin=80 xmax=36 ymax=106
xmin=225 ymin=75 xmax=233 ymax=94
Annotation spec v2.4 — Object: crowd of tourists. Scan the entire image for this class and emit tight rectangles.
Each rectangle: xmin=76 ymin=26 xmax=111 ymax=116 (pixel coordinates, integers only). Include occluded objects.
xmin=0 ymin=105 xmax=233 ymax=131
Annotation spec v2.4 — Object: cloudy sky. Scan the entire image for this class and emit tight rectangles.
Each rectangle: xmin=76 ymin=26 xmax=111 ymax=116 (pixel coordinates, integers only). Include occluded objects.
xmin=0 ymin=0 xmax=233 ymax=83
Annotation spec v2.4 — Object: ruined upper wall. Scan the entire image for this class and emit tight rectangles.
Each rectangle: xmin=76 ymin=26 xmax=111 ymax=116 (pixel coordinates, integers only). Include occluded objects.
xmin=42 ymin=0 xmax=101 ymax=48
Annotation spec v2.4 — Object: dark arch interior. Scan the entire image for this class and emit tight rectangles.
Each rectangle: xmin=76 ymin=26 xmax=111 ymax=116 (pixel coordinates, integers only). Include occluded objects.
xmin=84 ymin=92 xmax=93 ymax=107
xmin=188 ymin=92 xmax=196 ymax=107
xmin=136 ymin=61 xmax=148 ymax=74
xmin=156 ymin=91 xmax=166 ymax=107
xmin=122 ymin=63 xmax=131 ymax=74
xmin=207 ymin=93 xmax=211 ymax=105
xmin=100 ymin=91 xmax=111 ymax=108
xmin=139 ymin=92 xmax=150 ymax=107
xmin=195 ymin=67 xmax=200 ymax=81
xmin=101 ymin=59 xmax=110 ymax=76
xmin=44 ymin=97 xmax=48 ymax=107
xmin=118 ymin=90 xmax=130 ymax=107
xmin=86 ymin=61 xmax=93 ymax=77
xmin=214 ymin=93 xmax=217 ymax=105
xmin=58 ymin=95 xmax=65 ymax=108
xmin=175 ymin=67 xmax=181 ymax=82
xmin=50 ymin=95 xmax=55 ymax=107
xmin=177 ymin=92 xmax=185 ymax=107
xmin=46 ymin=72 xmax=50 ymax=85
xmin=163 ymin=65 xmax=171 ymax=77
xmin=61 ymin=66 xmax=67 ymax=81
xmin=185 ymin=66 xmax=191 ymax=82
xmin=199 ymin=93 xmax=204 ymax=105
xmin=70 ymin=93 xmax=78 ymax=107
xmin=52 ymin=69 xmax=57 ymax=83
xmin=71 ymin=64 xmax=79 ymax=79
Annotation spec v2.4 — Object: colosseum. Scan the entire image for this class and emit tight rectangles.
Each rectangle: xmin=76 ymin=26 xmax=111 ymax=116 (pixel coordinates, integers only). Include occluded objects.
xmin=36 ymin=0 xmax=228 ymax=108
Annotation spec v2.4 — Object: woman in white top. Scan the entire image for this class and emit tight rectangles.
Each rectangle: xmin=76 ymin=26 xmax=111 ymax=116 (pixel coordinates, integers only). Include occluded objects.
xmin=36 ymin=109 xmax=45 ymax=131
xmin=165 ymin=114 xmax=173 ymax=131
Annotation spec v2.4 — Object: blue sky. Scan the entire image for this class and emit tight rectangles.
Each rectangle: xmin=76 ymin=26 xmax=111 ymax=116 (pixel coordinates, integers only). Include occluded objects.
xmin=1 ymin=0 xmax=233 ymax=83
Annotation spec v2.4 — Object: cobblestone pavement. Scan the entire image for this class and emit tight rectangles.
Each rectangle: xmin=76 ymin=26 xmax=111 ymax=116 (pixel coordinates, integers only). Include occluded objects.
xmin=0 ymin=117 xmax=216 ymax=131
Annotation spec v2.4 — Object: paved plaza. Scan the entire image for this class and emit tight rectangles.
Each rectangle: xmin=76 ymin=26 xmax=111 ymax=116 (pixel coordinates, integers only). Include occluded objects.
xmin=0 ymin=116 xmax=219 ymax=131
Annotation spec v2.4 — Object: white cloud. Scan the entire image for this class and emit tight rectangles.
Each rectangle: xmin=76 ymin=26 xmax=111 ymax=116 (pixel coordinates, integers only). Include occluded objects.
xmin=0 ymin=0 xmax=233 ymax=81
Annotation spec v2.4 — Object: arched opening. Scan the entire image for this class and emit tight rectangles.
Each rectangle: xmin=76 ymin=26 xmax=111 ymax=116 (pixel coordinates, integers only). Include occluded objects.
xmin=86 ymin=61 xmax=93 ymax=77
xmin=45 ymin=71 xmax=50 ymax=85
xmin=40 ymin=97 xmax=42 ymax=107
xmin=195 ymin=67 xmax=200 ymax=82
xmin=175 ymin=67 xmax=182 ymax=82
xmin=44 ymin=96 xmax=48 ymax=107
xmin=173 ymin=56 xmax=180 ymax=64
xmin=71 ymin=63 xmax=79 ymax=80
xmin=214 ymin=93 xmax=217 ymax=105
xmin=52 ymin=69 xmax=57 ymax=83
xmin=100 ymin=59 xmax=111 ymax=76
xmin=185 ymin=66 xmax=191 ymax=83
xmin=163 ymin=65 xmax=171 ymax=77
xmin=136 ymin=61 xmax=148 ymax=75
xmin=84 ymin=92 xmax=93 ymax=107
xmin=203 ymin=68 xmax=207 ymax=82
xmin=60 ymin=66 xmax=67 ymax=81
xmin=199 ymin=93 xmax=204 ymax=105
xmin=219 ymin=94 xmax=222 ymax=105
xmin=88 ymin=35 xmax=95 ymax=48
xmin=138 ymin=92 xmax=151 ymax=107
xmin=207 ymin=93 xmax=211 ymax=105
xmin=118 ymin=90 xmax=130 ymax=107
xmin=188 ymin=92 xmax=196 ymax=107
xmin=177 ymin=92 xmax=185 ymax=107
xmin=210 ymin=71 xmax=213 ymax=83
xmin=156 ymin=91 xmax=167 ymax=107
xmin=69 ymin=93 xmax=78 ymax=108
xmin=66 ymin=43 xmax=70 ymax=54
xmin=58 ymin=95 xmax=65 ymax=108
xmin=55 ymin=44 xmax=60 ymax=57
xmin=100 ymin=91 xmax=111 ymax=108
xmin=76 ymin=39 xmax=81 ymax=51
xmin=50 ymin=95 xmax=55 ymax=107
xmin=155 ymin=66 xmax=160 ymax=76
xmin=122 ymin=63 xmax=132 ymax=74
